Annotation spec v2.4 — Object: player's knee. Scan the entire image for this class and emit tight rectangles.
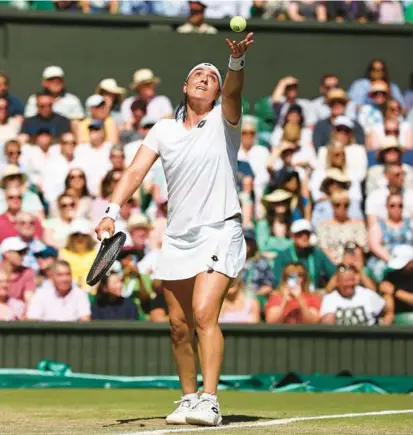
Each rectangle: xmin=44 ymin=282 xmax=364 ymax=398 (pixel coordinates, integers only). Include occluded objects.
xmin=193 ymin=305 xmax=218 ymax=331
xmin=169 ymin=316 xmax=192 ymax=344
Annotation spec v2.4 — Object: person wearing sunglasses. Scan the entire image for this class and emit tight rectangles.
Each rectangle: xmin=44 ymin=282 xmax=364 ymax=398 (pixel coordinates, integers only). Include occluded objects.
xmin=320 ymin=263 xmax=392 ymax=326
xmin=348 ymin=59 xmax=405 ymax=109
xmin=367 ymin=192 xmax=413 ymax=283
xmin=0 ymin=97 xmax=20 ymax=146
xmin=1 ymin=140 xmax=23 ymax=175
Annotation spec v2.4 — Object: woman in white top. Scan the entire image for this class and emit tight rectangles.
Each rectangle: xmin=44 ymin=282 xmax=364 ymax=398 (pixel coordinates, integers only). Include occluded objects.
xmin=95 ymin=33 xmax=254 ymax=427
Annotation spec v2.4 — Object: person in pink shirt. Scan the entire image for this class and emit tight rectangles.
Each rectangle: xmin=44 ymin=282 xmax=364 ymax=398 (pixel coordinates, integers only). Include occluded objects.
xmin=0 ymin=237 xmax=36 ymax=302
xmin=0 ymin=268 xmax=25 ymax=320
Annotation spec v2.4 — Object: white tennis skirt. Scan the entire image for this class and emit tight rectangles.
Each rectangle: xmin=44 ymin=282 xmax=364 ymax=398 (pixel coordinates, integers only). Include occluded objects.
xmin=153 ymin=217 xmax=247 ymax=281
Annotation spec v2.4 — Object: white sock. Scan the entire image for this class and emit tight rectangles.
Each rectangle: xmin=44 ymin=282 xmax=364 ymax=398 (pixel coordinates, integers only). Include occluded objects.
xmin=183 ymin=393 xmax=198 ymax=402
xmin=201 ymin=392 xmax=217 ymax=402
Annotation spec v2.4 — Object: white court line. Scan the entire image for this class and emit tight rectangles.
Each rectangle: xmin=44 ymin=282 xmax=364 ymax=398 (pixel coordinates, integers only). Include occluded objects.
xmin=118 ymin=409 xmax=413 ymax=435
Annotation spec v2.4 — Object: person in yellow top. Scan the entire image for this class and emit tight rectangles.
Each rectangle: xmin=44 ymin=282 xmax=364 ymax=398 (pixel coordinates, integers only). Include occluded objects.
xmin=77 ymin=94 xmax=119 ymax=144
xmin=59 ymin=218 xmax=97 ymax=291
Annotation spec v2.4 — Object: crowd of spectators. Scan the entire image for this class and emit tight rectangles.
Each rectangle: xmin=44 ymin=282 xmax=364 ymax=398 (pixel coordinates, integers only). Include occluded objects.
xmin=3 ymin=1 xmax=413 ymax=28
xmin=0 ymin=29 xmax=413 ymax=326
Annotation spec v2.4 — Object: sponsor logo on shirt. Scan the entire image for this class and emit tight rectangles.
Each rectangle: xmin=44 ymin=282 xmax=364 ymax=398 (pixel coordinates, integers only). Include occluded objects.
xmin=197 ymin=120 xmax=206 ymax=128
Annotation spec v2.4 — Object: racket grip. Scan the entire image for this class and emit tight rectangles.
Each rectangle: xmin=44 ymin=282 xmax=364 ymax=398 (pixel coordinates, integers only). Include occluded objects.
xmin=102 ymin=231 xmax=110 ymax=241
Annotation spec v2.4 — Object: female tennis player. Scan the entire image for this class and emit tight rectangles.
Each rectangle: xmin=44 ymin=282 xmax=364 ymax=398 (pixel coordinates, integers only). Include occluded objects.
xmin=95 ymin=32 xmax=254 ymax=426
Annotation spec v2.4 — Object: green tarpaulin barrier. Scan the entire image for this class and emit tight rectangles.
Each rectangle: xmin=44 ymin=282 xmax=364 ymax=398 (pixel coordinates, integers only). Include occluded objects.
xmin=0 ymin=361 xmax=412 ymax=393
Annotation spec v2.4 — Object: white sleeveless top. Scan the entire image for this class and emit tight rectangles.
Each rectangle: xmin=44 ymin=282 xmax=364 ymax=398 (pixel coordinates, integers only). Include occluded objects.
xmin=142 ymin=106 xmax=242 ymax=237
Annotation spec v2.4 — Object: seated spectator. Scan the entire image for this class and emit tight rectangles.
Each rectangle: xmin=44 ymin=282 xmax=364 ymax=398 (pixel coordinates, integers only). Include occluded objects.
xmin=0 ymin=268 xmax=25 ymax=321
xmin=311 ymin=165 xmax=363 ymax=229
xmin=90 ymin=169 xmax=123 ymax=224
xmin=265 ymin=262 xmax=321 ymax=324
xmin=358 ymin=80 xmax=389 ymax=134
xmin=366 ymin=136 xmax=413 ymax=195
xmin=240 ymin=229 xmax=274 ymax=301
xmin=348 ymin=59 xmax=405 ymax=108
xmin=121 ymin=68 xmax=173 ymax=125
xmin=367 ymin=193 xmax=413 ymax=282
xmin=367 ymin=102 xmax=413 ymax=149
xmin=380 ymin=245 xmax=413 ymax=323
xmin=0 ymin=97 xmax=21 ymax=145
xmin=365 ymin=163 xmax=413 ymax=226
xmin=95 ymin=78 xmax=125 ymax=126
xmin=80 ymin=0 xmax=118 ymax=13
xmin=33 ymin=245 xmax=58 ymax=288
xmin=53 ymin=1 xmax=82 ymax=11
xmin=1 ymin=140 xmax=24 ymax=173
xmin=256 ymin=189 xmax=293 ymax=256
xmin=238 ymin=116 xmax=270 ymax=219
xmin=326 ymin=242 xmax=376 ymax=292
xmin=177 ymin=1 xmax=218 ymax=34
xmin=0 ymin=71 xmax=24 ymax=120
xmin=24 ymin=66 xmax=84 ymax=121
xmin=312 ymin=88 xmax=365 ymax=150
xmin=108 ymin=145 xmax=126 ymax=171
xmin=271 ymin=77 xmax=315 ymax=128
xmin=124 ymin=115 xmax=156 ymax=165
xmin=252 ymin=0 xmax=288 ymax=19
xmin=320 ymin=264 xmax=392 ymax=325
xmin=317 ymin=190 xmax=367 ymax=264
xmin=219 ymin=278 xmax=260 ymax=324
xmin=77 ymin=94 xmax=119 ymax=144
xmin=74 ymin=120 xmax=112 ymax=196
xmin=59 ymin=219 xmax=97 ymax=291
xmin=237 ymin=159 xmax=255 ymax=228
xmin=20 ymin=91 xmax=71 ymax=143
xmin=317 ymin=116 xmax=367 ymax=182
xmin=0 ymin=237 xmax=36 ymax=302
xmin=119 ymin=99 xmax=147 ymax=146
xmin=0 ymin=166 xmax=44 ymax=218
xmin=325 ymin=0 xmax=369 ymax=23
xmin=0 ymin=187 xmax=42 ymax=242
xmin=286 ymin=0 xmax=327 ymax=21
xmin=312 ymin=75 xmax=357 ymax=123
xmin=91 ymin=269 xmax=139 ymax=320
xmin=26 ymin=260 xmax=91 ymax=321
xmin=273 ymin=219 xmax=336 ymax=290
xmin=43 ymin=193 xmax=77 ymax=249
xmin=127 ymin=213 xmax=152 ymax=261
xmin=374 ymin=0 xmax=404 ymax=24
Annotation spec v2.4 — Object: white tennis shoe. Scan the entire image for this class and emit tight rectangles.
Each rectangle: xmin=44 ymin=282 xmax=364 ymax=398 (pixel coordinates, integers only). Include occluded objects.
xmin=185 ymin=393 xmax=222 ymax=426
xmin=165 ymin=393 xmax=199 ymax=425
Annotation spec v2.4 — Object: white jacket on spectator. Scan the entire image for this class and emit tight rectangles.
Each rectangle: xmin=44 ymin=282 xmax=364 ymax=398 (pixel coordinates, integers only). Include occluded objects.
xmin=25 ymin=92 xmax=84 ymax=120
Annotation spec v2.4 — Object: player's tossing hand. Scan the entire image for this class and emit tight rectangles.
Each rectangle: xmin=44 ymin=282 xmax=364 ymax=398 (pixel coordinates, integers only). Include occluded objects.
xmin=225 ymin=32 xmax=254 ymax=59
xmin=95 ymin=217 xmax=115 ymax=241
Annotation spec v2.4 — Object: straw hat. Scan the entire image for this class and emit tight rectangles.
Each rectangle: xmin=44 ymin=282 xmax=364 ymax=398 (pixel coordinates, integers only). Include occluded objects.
xmin=279 ymin=140 xmax=298 ymax=155
xmin=262 ymin=189 xmax=293 ymax=205
xmin=130 ymin=69 xmax=160 ymax=89
xmin=376 ymin=135 xmax=403 ymax=162
xmin=368 ymin=80 xmax=389 ymax=95
xmin=96 ymin=78 xmax=126 ymax=96
xmin=326 ymin=88 xmax=349 ymax=105
xmin=1 ymin=165 xmax=27 ymax=188
xmin=320 ymin=168 xmax=351 ymax=193
xmin=127 ymin=213 xmax=152 ymax=230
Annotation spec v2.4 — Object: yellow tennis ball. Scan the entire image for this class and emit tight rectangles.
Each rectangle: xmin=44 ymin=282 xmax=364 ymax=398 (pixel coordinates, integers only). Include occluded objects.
xmin=230 ymin=16 xmax=247 ymax=33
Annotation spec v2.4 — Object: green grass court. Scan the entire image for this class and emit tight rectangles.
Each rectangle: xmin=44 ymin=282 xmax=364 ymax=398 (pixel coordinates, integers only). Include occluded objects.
xmin=1 ymin=390 xmax=413 ymax=435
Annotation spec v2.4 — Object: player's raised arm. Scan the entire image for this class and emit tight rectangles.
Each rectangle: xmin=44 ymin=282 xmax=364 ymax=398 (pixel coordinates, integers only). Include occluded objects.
xmin=221 ymin=32 xmax=254 ymax=125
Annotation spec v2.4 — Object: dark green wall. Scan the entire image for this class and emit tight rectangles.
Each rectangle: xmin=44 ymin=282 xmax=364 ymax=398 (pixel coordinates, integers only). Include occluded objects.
xmin=0 ymin=9 xmax=412 ymax=107
xmin=1 ymin=322 xmax=413 ymax=377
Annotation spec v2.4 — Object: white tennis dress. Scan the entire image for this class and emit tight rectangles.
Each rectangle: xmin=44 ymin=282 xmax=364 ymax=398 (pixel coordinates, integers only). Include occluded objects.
xmin=142 ymin=105 xmax=246 ymax=280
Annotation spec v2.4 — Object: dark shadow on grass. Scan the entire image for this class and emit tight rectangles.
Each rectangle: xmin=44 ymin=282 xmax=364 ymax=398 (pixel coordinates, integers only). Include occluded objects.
xmin=222 ymin=415 xmax=269 ymax=425
xmin=103 ymin=416 xmax=164 ymax=428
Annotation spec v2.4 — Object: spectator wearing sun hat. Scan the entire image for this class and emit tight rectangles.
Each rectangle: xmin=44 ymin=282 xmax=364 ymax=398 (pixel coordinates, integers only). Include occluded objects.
xmin=358 ymin=80 xmax=390 ymax=134
xmin=272 ymin=219 xmax=336 ymax=290
xmin=120 ymin=68 xmax=173 ymax=126
xmin=366 ymin=136 xmax=413 ymax=195
xmin=24 ymin=66 xmax=84 ymax=121
xmin=77 ymin=94 xmax=119 ymax=144
xmin=312 ymin=88 xmax=365 ymax=150
xmin=95 ymin=78 xmax=126 ymax=127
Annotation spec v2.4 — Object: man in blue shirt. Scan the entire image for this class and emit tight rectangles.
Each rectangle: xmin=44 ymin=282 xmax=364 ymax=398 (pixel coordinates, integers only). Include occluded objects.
xmin=0 ymin=72 xmax=24 ymax=118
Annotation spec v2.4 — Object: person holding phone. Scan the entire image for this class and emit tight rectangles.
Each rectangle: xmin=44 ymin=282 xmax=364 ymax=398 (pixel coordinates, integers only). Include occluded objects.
xmin=265 ymin=262 xmax=321 ymax=324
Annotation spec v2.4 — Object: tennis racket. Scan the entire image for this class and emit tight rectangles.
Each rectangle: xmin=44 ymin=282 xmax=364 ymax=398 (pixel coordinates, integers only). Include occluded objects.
xmin=86 ymin=231 xmax=127 ymax=286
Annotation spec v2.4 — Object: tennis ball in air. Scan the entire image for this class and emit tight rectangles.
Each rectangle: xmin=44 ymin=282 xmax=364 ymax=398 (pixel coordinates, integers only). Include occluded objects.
xmin=230 ymin=16 xmax=247 ymax=33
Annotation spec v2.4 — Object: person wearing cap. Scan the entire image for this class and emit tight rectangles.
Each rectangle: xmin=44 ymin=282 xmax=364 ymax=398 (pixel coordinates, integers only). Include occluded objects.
xmin=367 ymin=191 xmax=413 ymax=282
xmin=33 ymin=245 xmax=58 ymax=288
xmin=317 ymin=115 xmax=367 ymax=182
xmin=272 ymin=76 xmax=315 ymax=128
xmin=95 ymin=78 xmax=125 ymax=127
xmin=312 ymin=88 xmax=365 ymax=150
xmin=348 ymin=59 xmax=405 ymax=109
xmin=0 ymin=165 xmax=44 ymax=218
xmin=358 ymin=80 xmax=390 ymax=134
xmin=0 ymin=71 xmax=24 ymax=120
xmin=77 ymin=94 xmax=119 ymax=144
xmin=0 ymin=236 xmax=36 ymax=302
xmin=96 ymin=33 xmax=255 ymax=426
xmin=380 ymin=245 xmax=413 ymax=323
xmin=26 ymin=260 xmax=91 ymax=322
xmin=120 ymin=68 xmax=173 ymax=126
xmin=273 ymin=219 xmax=336 ymax=290
xmin=311 ymin=74 xmax=357 ymax=124
xmin=320 ymin=263 xmax=392 ymax=326
xmin=119 ymin=99 xmax=147 ymax=146
xmin=24 ymin=65 xmax=84 ymax=121
xmin=366 ymin=136 xmax=413 ymax=195
xmin=177 ymin=1 xmax=218 ymax=34
xmin=365 ymin=162 xmax=413 ymax=227
xmin=60 ymin=218 xmax=97 ymax=290
xmin=20 ymin=91 xmax=71 ymax=144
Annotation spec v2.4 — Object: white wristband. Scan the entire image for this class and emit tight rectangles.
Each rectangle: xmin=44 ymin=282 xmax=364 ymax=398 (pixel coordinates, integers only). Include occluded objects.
xmin=103 ymin=203 xmax=120 ymax=221
xmin=229 ymin=55 xmax=246 ymax=72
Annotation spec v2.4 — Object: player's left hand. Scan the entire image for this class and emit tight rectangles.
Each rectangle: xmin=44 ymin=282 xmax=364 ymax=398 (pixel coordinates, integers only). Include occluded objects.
xmin=226 ymin=32 xmax=254 ymax=58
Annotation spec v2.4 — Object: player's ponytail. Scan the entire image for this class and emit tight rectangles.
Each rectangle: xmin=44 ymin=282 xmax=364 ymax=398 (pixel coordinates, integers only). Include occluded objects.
xmin=175 ymin=94 xmax=188 ymax=122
